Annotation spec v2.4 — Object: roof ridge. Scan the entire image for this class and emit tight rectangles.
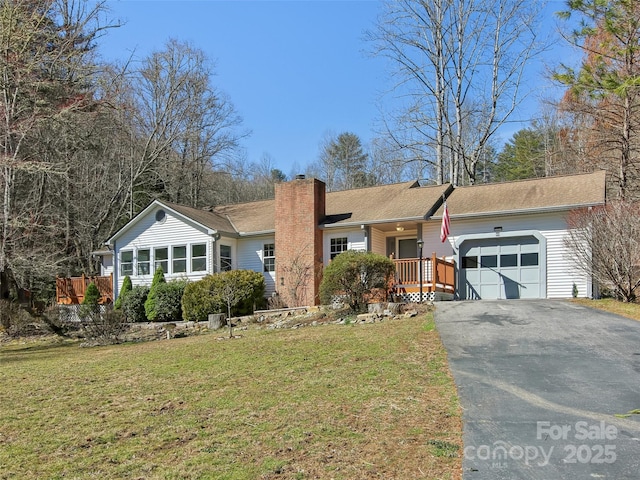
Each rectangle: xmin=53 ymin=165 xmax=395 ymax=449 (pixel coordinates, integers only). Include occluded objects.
xmin=454 ymin=170 xmax=606 ymax=189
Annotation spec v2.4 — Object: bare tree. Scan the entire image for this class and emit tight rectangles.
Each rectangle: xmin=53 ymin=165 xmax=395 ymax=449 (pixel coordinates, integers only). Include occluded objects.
xmin=126 ymin=39 xmax=246 ymax=212
xmin=370 ymin=0 xmax=547 ymax=185
xmin=0 ymin=0 xmax=115 ymax=299
xmin=565 ymin=201 xmax=640 ymax=302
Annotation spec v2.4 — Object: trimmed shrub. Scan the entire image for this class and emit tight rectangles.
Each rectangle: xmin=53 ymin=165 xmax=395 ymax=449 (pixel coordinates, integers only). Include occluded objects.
xmin=114 ymin=275 xmax=132 ymax=309
xmin=145 ymin=267 xmax=166 ymax=321
xmin=319 ymin=250 xmax=395 ymax=312
xmin=122 ymin=285 xmax=150 ymax=322
xmin=153 ymin=280 xmax=188 ymax=322
xmin=182 ymin=277 xmax=218 ymax=323
xmin=224 ymin=269 xmax=266 ymax=315
xmin=182 ymin=270 xmax=265 ymax=323
xmin=80 ymin=282 xmax=101 ymax=318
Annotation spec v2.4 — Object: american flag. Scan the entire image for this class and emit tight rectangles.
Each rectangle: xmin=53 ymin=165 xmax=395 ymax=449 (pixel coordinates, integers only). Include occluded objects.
xmin=440 ymin=202 xmax=450 ymax=243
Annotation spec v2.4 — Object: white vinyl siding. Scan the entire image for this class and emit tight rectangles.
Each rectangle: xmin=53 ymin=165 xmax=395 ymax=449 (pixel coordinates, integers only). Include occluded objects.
xmin=323 ymin=229 xmax=366 ymax=264
xmin=237 ymin=236 xmax=276 ymax=296
xmin=370 ymin=227 xmax=387 ymax=256
xmin=113 ymin=206 xmax=215 ymax=297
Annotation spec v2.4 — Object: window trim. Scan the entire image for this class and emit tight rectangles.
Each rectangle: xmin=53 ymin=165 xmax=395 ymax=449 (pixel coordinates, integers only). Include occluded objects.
xmin=137 ymin=249 xmax=151 ymax=276
xmin=263 ymin=243 xmax=275 ymax=272
xmin=120 ymin=250 xmax=133 ymax=276
xmin=191 ymin=243 xmax=207 ymax=272
xmin=220 ymin=244 xmax=232 ymax=272
xmin=330 ymin=237 xmax=348 ymax=260
xmin=154 ymin=247 xmax=168 ymax=273
xmin=172 ymin=245 xmax=187 ymax=274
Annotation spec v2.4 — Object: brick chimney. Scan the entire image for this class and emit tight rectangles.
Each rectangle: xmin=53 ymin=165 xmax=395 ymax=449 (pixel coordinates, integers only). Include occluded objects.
xmin=275 ymin=176 xmax=325 ymax=306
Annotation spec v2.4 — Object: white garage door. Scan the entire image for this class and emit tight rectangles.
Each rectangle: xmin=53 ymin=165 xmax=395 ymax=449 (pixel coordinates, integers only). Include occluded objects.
xmin=459 ymin=236 xmax=542 ymax=300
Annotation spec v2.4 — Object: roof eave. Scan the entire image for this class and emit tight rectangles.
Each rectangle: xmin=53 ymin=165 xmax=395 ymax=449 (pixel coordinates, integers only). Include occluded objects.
xmin=321 ymin=216 xmax=426 ymax=229
xmin=433 ymin=202 xmax=605 ymax=220
xmin=236 ymin=229 xmax=276 ymax=237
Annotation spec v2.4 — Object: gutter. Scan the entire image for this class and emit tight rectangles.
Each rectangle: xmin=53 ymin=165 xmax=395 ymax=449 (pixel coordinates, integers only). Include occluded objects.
xmin=430 ymin=202 xmax=606 ymax=220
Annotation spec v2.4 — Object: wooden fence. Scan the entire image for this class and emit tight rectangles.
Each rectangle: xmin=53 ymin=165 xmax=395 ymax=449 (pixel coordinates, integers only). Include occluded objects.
xmin=56 ymin=274 xmax=113 ymax=305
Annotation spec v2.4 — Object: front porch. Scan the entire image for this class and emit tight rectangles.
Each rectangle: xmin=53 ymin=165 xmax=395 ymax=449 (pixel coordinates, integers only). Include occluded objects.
xmin=56 ymin=274 xmax=113 ymax=305
xmin=392 ymin=253 xmax=455 ymax=302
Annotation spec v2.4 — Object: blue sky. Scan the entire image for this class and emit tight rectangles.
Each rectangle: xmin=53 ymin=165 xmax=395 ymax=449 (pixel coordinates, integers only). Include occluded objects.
xmin=100 ymin=0 xmax=578 ymax=178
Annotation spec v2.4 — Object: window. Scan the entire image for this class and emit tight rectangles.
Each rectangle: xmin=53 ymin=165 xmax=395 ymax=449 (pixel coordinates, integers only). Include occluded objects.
xmin=461 ymin=256 xmax=478 ymax=269
xmin=173 ymin=246 xmax=187 ymax=273
xmin=480 ymin=255 xmax=497 ymax=268
xmin=220 ymin=245 xmax=232 ymax=271
xmin=192 ymin=243 xmax=207 ymax=272
xmin=155 ymin=247 xmax=168 ymax=273
xmin=263 ymin=243 xmax=275 ymax=272
xmin=500 ymin=254 xmax=518 ymax=268
xmin=137 ymin=249 xmax=151 ymax=275
xmin=120 ymin=251 xmax=133 ymax=276
xmin=521 ymin=253 xmax=539 ymax=267
xmin=330 ymin=237 xmax=348 ymax=260
xmin=155 ymin=209 xmax=166 ymax=223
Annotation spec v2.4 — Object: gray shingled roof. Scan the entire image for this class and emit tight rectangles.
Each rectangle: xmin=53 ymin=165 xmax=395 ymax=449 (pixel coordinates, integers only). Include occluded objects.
xmin=161 ymin=201 xmax=236 ymax=233
xmin=214 ymin=199 xmax=275 ymax=234
xmin=433 ymin=171 xmax=607 ymax=218
xmin=112 ymin=171 xmax=606 ymax=241
xmin=323 ymin=181 xmax=451 ymax=226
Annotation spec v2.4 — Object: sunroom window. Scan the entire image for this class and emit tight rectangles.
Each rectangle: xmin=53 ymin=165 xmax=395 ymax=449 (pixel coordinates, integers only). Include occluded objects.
xmin=120 ymin=251 xmax=133 ymax=276
xmin=137 ymin=249 xmax=150 ymax=275
xmin=192 ymin=243 xmax=207 ymax=272
xmin=154 ymin=247 xmax=168 ymax=273
xmin=173 ymin=246 xmax=187 ymax=273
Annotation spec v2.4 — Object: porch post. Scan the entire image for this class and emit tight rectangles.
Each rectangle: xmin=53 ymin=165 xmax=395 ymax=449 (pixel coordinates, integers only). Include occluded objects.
xmin=417 ymin=239 xmax=424 ymax=302
xmin=432 ymin=252 xmax=438 ymax=291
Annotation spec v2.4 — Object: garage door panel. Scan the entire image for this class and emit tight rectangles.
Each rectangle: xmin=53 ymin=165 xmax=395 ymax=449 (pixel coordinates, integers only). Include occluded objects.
xmin=520 ymin=267 xmax=539 ymax=283
xmin=481 ymin=284 xmax=500 ymax=299
xmin=520 ymin=283 xmax=540 ymax=299
xmin=459 ymin=235 xmax=542 ymax=300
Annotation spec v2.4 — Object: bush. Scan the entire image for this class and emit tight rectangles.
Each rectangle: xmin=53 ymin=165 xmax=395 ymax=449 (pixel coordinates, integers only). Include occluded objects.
xmin=223 ymin=269 xmax=266 ymax=315
xmin=79 ymin=282 xmax=101 ymax=318
xmin=81 ymin=306 xmax=127 ymax=346
xmin=153 ymin=280 xmax=188 ymax=322
xmin=122 ymin=285 xmax=150 ymax=322
xmin=0 ymin=300 xmax=37 ymax=337
xmin=182 ymin=270 xmax=266 ymax=323
xmin=115 ymin=275 xmax=132 ymax=309
xmin=145 ymin=267 xmax=166 ymax=321
xmin=320 ymin=250 xmax=395 ymax=312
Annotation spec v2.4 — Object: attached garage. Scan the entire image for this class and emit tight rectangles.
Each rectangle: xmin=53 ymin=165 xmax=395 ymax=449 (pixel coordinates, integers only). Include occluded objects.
xmin=456 ymin=231 xmax=547 ymax=300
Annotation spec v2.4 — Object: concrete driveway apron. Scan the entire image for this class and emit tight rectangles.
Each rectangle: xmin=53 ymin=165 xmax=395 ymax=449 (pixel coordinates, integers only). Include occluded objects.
xmin=434 ymin=300 xmax=640 ymax=479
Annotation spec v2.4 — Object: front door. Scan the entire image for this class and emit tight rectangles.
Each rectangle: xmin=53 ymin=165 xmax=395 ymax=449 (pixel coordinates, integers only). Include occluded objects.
xmin=398 ymin=238 xmax=417 ymax=259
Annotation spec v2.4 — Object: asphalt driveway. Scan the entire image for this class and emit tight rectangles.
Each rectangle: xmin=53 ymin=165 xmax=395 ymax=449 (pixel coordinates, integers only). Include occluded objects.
xmin=434 ymin=300 xmax=640 ymax=479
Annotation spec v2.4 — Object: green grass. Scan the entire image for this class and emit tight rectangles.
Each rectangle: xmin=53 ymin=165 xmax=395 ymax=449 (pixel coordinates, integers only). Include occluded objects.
xmin=0 ymin=315 xmax=461 ymax=480
xmin=572 ymin=297 xmax=640 ymax=322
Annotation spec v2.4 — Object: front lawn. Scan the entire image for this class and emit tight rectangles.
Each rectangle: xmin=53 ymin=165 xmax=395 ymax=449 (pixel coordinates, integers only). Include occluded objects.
xmin=0 ymin=314 xmax=462 ymax=479
xmin=572 ymin=298 xmax=640 ymax=322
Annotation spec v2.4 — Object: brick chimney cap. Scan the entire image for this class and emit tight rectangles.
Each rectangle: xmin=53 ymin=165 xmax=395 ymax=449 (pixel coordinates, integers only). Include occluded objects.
xmin=295 ymin=174 xmax=306 ymax=180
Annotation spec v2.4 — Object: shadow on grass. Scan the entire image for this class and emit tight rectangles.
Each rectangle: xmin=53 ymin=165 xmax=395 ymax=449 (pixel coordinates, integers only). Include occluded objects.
xmin=0 ymin=338 xmax=80 ymax=362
